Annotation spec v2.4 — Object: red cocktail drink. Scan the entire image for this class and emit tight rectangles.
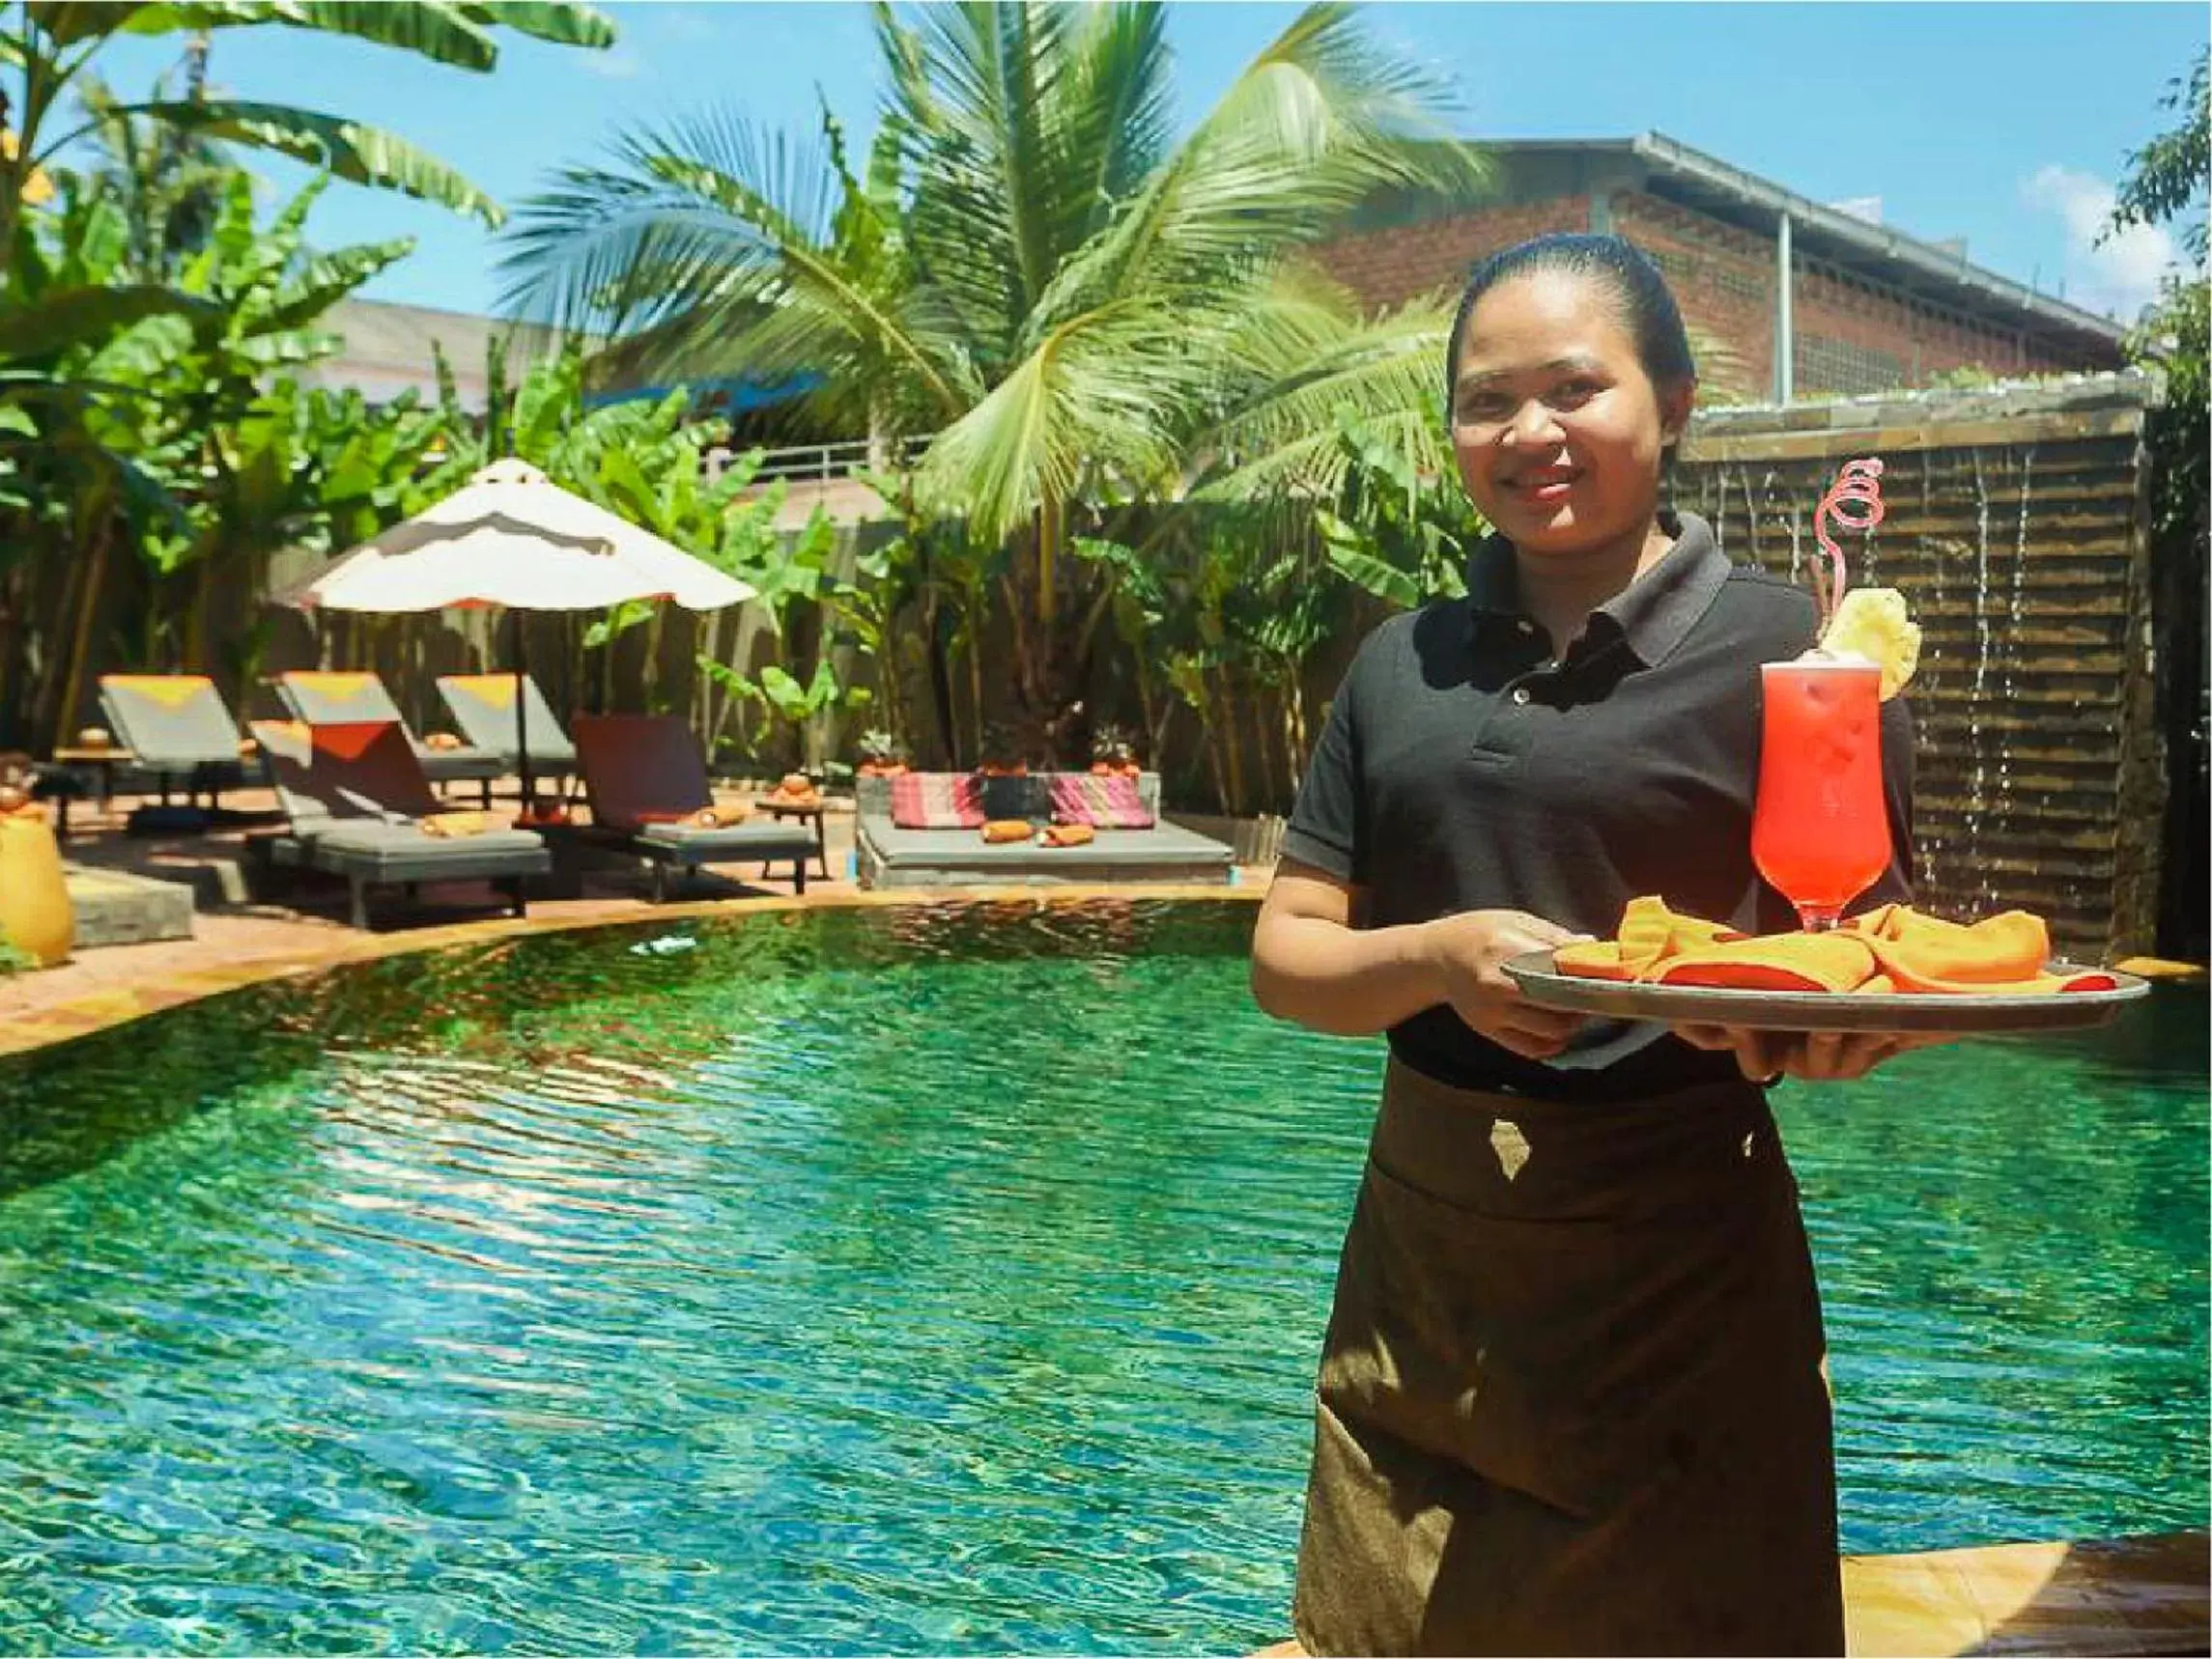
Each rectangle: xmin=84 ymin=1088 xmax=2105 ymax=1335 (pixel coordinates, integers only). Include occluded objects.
xmin=1752 ymin=661 xmax=1890 ymax=930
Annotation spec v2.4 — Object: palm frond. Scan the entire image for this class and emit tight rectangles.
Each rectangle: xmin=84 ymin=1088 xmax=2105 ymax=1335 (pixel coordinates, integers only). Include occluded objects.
xmin=134 ymin=98 xmax=504 ymax=226
xmin=1195 ymin=289 xmax=1458 ymax=504
xmin=1023 ymin=2 xmax=1488 ymax=342
xmin=913 ymin=296 xmax=1202 ymax=540
xmin=499 ymin=108 xmax=971 ymax=427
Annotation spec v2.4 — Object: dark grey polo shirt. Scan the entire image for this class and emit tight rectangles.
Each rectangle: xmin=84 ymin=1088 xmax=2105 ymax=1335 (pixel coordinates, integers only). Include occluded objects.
xmin=1283 ymin=510 xmax=1915 ymax=1103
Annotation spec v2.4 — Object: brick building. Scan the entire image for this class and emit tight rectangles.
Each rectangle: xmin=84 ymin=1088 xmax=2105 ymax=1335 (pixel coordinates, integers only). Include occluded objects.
xmin=1315 ymin=132 xmax=2128 ymax=403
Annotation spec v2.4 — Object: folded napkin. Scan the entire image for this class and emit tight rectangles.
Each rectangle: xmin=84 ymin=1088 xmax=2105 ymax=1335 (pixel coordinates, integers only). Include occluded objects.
xmin=980 ymin=819 xmax=1035 ymax=844
xmin=1555 ymin=896 xmax=2113 ymax=997
xmin=418 ymin=811 xmax=493 ymax=838
xmin=1039 ymin=822 xmax=1095 ymax=847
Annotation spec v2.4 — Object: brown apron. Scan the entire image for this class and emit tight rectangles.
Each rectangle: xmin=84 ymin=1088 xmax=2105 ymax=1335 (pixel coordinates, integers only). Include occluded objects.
xmin=1292 ymin=1058 xmax=1844 ymax=1657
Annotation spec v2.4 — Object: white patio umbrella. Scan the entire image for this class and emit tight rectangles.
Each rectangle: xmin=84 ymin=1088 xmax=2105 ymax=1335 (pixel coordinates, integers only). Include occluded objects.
xmin=284 ymin=457 xmax=754 ymax=809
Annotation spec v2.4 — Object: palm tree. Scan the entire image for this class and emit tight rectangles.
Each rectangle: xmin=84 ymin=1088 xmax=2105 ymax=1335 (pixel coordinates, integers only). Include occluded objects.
xmin=500 ymin=0 xmax=1489 ymax=755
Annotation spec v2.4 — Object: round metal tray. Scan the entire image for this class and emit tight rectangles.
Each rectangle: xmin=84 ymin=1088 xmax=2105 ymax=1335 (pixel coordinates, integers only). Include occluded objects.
xmin=1503 ymin=950 xmax=2152 ymax=1033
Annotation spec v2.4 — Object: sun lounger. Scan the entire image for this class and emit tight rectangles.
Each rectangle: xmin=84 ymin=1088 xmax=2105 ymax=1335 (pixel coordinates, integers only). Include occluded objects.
xmin=853 ymin=772 xmax=1234 ymax=887
xmin=250 ymin=718 xmax=549 ymax=929
xmin=273 ymin=671 xmax=504 ymax=803
xmin=95 ymin=674 xmax=265 ymax=810
xmin=435 ymin=672 xmax=579 ymax=787
xmin=567 ymin=713 xmax=817 ymax=899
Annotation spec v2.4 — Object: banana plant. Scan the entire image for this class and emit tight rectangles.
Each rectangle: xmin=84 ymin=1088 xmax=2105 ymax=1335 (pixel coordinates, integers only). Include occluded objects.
xmin=0 ymin=1 xmax=617 ymax=261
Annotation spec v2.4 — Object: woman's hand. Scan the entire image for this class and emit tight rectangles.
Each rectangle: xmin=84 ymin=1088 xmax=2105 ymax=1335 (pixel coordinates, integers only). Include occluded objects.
xmin=1420 ymin=910 xmax=1592 ymax=1060
xmin=1670 ymin=1025 xmax=1958 ymax=1083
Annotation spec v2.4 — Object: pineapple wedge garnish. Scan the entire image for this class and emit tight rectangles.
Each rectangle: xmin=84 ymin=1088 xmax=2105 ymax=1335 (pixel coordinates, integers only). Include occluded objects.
xmin=1820 ymin=587 xmax=1921 ymax=700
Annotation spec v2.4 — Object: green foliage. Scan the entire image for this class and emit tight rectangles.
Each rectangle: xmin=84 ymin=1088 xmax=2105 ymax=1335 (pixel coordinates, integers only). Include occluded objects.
xmin=502 ymin=0 xmax=1491 ymax=759
xmin=0 ymin=2 xmax=617 ymax=249
xmin=1312 ymin=405 xmax=1478 ymax=609
xmin=2109 ymin=47 xmax=2208 ymax=267
xmin=2110 ymin=45 xmax=2209 ymax=555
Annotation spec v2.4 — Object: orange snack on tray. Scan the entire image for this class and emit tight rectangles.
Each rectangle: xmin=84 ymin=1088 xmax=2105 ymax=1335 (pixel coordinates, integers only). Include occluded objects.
xmin=1615 ymin=895 xmax=1748 ymax=975
xmin=1841 ymin=904 xmax=2116 ymax=995
xmin=1553 ymin=940 xmax=1635 ymax=981
xmin=1651 ymin=932 xmax=1878 ymax=994
xmin=1554 ymin=896 xmax=2113 ymax=997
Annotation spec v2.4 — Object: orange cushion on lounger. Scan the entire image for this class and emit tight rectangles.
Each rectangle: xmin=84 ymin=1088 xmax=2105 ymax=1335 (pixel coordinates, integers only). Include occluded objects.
xmin=980 ymin=819 xmax=1035 ymax=843
xmin=1039 ymin=822 xmax=1095 ymax=847
xmin=418 ymin=811 xmax=493 ymax=839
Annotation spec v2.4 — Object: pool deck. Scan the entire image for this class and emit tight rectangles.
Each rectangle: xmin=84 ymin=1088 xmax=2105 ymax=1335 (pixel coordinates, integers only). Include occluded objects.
xmin=0 ymin=784 xmax=1262 ymax=1054
xmin=1256 ymin=1530 xmax=2211 ymax=1657
xmin=3 ymin=789 xmax=2205 ymax=1658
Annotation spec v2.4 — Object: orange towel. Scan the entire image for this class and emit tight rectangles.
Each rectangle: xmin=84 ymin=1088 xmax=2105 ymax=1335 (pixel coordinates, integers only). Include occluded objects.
xmin=1039 ymin=822 xmax=1095 ymax=847
xmin=692 ymin=803 xmax=751 ymax=828
xmin=422 ymin=731 xmax=465 ymax=751
xmin=980 ymin=819 xmax=1035 ymax=844
xmin=418 ymin=811 xmax=492 ymax=838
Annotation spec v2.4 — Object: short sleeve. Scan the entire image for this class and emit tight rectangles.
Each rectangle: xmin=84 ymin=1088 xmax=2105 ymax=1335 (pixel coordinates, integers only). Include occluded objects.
xmin=1281 ymin=635 xmax=1377 ymax=884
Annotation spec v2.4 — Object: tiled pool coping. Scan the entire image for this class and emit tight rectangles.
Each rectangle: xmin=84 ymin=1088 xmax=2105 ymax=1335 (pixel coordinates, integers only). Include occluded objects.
xmin=0 ymin=883 xmax=1262 ymax=1058
xmin=3 ymin=886 xmax=2203 ymax=1657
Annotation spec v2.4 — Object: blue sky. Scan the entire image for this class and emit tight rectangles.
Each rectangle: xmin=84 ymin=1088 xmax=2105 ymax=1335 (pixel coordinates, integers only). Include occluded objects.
xmin=85 ymin=1 xmax=2209 ymax=323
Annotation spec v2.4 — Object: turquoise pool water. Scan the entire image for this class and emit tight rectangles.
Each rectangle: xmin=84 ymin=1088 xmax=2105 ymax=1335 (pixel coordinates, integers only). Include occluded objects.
xmin=0 ymin=901 xmax=2201 ymax=1654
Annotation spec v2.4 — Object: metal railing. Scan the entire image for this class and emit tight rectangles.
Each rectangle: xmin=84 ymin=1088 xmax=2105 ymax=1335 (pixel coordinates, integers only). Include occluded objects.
xmin=709 ymin=435 xmax=934 ymax=485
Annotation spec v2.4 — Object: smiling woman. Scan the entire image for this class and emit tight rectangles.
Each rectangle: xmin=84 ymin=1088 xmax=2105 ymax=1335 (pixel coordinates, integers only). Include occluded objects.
xmin=1249 ymin=233 xmax=1921 ymax=1656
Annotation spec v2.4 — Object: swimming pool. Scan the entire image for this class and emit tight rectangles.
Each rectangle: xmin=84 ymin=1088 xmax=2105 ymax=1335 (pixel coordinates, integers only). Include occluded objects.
xmin=0 ymin=901 xmax=2201 ymax=1654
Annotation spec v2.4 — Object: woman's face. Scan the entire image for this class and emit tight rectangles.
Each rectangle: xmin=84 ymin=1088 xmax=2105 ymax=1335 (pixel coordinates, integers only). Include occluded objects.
xmin=1449 ymin=269 xmax=1691 ymax=558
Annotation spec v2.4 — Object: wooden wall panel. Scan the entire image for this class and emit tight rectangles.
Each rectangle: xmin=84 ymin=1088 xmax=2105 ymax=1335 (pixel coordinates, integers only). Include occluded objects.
xmin=1675 ymin=376 xmax=2162 ymax=958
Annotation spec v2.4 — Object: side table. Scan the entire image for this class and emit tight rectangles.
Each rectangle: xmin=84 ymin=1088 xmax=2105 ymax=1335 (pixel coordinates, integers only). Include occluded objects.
xmin=47 ymin=745 xmax=127 ymax=838
xmin=756 ymin=798 xmax=831 ymax=879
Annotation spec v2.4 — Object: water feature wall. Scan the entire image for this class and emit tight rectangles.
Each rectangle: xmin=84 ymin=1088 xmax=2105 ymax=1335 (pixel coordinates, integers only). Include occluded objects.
xmin=1674 ymin=370 xmax=2167 ymax=960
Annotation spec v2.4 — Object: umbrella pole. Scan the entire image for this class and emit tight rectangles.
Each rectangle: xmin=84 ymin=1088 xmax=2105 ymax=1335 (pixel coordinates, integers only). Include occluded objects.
xmin=511 ymin=607 xmax=535 ymax=815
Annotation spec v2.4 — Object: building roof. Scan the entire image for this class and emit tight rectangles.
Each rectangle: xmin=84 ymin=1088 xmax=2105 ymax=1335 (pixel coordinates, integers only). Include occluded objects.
xmin=301 ymin=298 xmax=568 ymax=412
xmin=1363 ymin=132 xmax=2128 ymax=358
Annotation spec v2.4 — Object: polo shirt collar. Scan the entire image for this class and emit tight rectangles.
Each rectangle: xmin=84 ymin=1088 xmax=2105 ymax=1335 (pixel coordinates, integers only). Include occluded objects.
xmin=1463 ymin=510 xmax=1731 ymax=668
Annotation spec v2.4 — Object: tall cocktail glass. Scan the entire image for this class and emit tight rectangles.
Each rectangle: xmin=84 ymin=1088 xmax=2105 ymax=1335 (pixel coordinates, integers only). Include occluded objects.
xmin=1751 ymin=661 xmax=1890 ymax=931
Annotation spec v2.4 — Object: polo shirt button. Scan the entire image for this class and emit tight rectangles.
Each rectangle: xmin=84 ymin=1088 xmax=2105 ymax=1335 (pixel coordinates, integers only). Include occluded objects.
xmin=1511 ymin=688 xmax=1531 ymax=706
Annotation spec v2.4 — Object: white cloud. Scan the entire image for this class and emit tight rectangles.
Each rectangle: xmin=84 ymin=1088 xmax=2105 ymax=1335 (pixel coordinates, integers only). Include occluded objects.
xmin=579 ymin=46 xmax=646 ymax=79
xmin=2022 ymin=163 xmax=2179 ymax=322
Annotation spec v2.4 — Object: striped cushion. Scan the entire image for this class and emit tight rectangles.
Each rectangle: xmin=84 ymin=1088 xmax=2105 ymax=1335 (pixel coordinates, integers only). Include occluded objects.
xmin=890 ymin=771 xmax=985 ymax=829
xmin=1049 ymin=772 xmax=1154 ymax=830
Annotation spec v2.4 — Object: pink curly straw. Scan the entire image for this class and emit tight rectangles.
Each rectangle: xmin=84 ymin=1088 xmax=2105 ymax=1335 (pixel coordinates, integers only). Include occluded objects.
xmin=1811 ymin=457 xmax=1886 ymax=628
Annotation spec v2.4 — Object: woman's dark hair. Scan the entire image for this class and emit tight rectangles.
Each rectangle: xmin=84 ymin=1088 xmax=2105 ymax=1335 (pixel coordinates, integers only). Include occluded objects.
xmin=1444 ymin=233 xmax=1698 ymax=418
